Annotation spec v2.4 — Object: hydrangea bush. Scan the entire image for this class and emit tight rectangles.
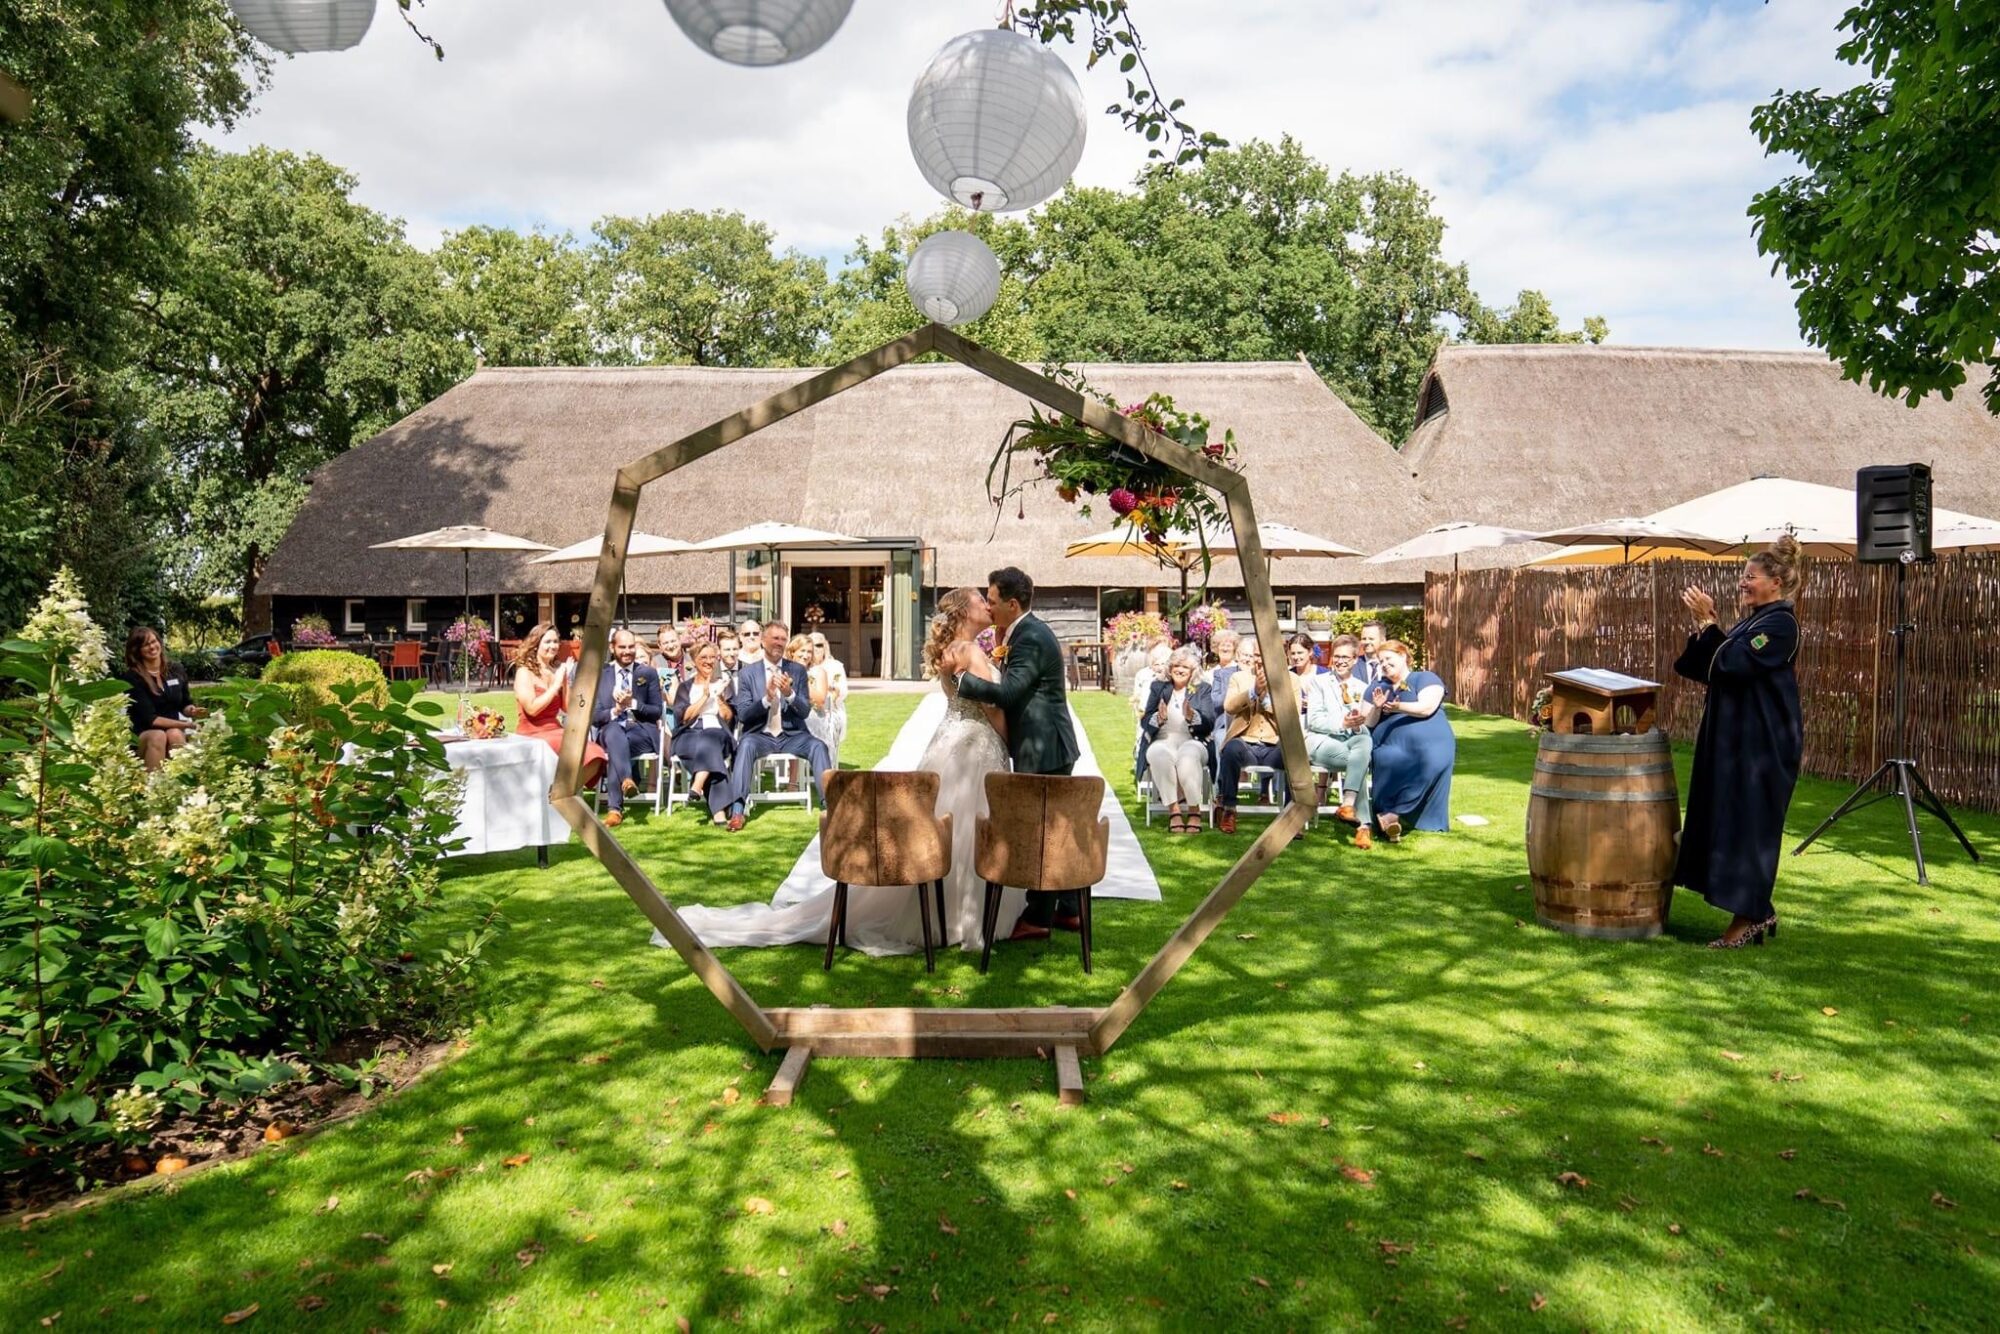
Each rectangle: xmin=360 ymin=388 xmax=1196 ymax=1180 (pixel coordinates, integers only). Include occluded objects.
xmin=1 ymin=576 xmax=493 ymax=1174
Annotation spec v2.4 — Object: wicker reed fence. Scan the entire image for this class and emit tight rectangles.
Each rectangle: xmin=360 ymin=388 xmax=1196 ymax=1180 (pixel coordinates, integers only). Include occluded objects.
xmin=1426 ymin=555 xmax=2000 ymax=815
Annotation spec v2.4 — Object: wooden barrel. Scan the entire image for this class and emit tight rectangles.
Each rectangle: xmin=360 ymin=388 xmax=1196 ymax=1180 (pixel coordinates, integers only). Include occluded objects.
xmin=1526 ymin=732 xmax=1680 ymax=939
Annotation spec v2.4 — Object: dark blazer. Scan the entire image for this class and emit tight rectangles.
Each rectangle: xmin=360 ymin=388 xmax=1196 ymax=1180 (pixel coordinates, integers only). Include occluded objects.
xmin=733 ymin=656 xmax=814 ymax=735
xmin=590 ymin=660 xmax=664 ymax=730
xmin=956 ymin=613 xmax=1080 ymax=775
xmin=122 ymin=667 xmax=192 ymax=735
xmin=671 ymin=673 xmax=735 ymax=726
xmin=1139 ymin=678 xmax=1216 ymax=744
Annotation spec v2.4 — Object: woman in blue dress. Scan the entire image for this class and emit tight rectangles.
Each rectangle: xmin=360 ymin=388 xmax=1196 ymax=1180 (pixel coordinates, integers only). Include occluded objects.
xmin=1365 ymin=640 xmax=1455 ymax=840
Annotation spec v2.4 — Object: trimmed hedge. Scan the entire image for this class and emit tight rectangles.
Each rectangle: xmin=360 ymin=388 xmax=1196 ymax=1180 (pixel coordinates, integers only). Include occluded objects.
xmin=261 ymin=649 xmax=388 ymax=716
xmin=1303 ymin=607 xmax=1427 ymax=666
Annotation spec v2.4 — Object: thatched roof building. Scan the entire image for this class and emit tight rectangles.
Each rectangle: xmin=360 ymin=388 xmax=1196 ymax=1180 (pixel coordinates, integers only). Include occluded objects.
xmin=259 ymin=358 xmax=1426 ymax=676
xmin=1403 ymin=345 xmax=2000 ymax=530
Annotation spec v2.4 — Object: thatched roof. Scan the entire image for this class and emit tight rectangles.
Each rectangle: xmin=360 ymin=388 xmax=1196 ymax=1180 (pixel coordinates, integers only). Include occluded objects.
xmin=1403 ymin=345 xmax=2000 ymax=538
xmin=261 ymin=358 xmax=1431 ymax=597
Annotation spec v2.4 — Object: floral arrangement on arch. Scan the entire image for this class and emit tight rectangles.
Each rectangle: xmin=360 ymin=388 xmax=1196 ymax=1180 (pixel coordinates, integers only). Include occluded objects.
xmin=1105 ymin=610 xmax=1170 ymax=653
xmin=291 ymin=613 xmax=338 ymax=648
xmin=1184 ymin=602 xmax=1231 ymax=647
xmin=987 ymin=367 xmax=1241 ymax=605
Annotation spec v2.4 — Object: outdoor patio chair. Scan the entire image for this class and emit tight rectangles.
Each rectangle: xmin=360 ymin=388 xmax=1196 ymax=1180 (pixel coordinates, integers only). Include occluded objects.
xmin=387 ymin=640 xmax=424 ymax=681
xmin=818 ymin=770 xmax=951 ymax=973
xmin=976 ymin=772 xmax=1110 ymax=975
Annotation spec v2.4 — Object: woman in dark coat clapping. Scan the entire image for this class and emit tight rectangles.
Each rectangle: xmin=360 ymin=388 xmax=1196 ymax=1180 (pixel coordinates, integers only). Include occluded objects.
xmin=1673 ymin=533 xmax=1805 ymax=949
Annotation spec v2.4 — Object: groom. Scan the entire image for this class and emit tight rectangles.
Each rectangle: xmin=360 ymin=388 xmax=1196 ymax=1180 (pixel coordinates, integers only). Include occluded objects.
xmin=955 ymin=566 xmax=1083 ymax=939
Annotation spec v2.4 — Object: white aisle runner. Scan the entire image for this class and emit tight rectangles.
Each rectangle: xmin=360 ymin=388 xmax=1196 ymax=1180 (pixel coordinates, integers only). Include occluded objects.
xmin=650 ymin=693 xmax=1161 ymax=957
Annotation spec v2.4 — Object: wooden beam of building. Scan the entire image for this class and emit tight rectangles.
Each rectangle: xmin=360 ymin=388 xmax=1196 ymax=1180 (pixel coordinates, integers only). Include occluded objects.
xmin=0 ymin=71 xmax=30 ymax=124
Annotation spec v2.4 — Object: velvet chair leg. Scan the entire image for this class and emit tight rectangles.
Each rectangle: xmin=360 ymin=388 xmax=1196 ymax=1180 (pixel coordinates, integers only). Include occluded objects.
xmin=979 ymin=880 xmax=1000 ymax=974
xmin=917 ymin=882 xmax=936 ymax=974
xmin=1079 ymin=886 xmax=1094 ymax=974
xmin=823 ymin=883 xmax=846 ymax=971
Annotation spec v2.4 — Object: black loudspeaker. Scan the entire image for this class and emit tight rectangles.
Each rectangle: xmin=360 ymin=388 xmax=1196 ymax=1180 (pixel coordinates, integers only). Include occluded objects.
xmin=1855 ymin=463 xmax=1933 ymax=564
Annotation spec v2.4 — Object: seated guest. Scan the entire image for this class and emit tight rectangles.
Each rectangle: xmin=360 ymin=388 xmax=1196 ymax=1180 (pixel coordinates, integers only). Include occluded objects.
xmin=1142 ymin=646 xmax=1215 ymax=834
xmin=590 ymin=628 xmax=663 ymax=829
xmin=1214 ymin=647 xmax=1282 ymax=835
xmin=1354 ymin=620 xmax=1388 ymax=687
xmin=736 ymin=618 xmax=764 ymax=653
xmin=514 ymin=621 xmax=607 ymax=789
xmin=787 ymin=633 xmax=840 ymax=772
xmin=808 ymin=632 xmax=849 ymax=773
xmin=713 ymin=630 xmax=743 ymax=713
xmin=651 ymin=625 xmax=687 ymax=719
xmin=1306 ymin=634 xmax=1378 ymax=849
xmin=671 ymin=639 xmax=736 ymax=823
xmin=1364 ymin=639 xmax=1455 ymax=841
xmin=722 ymin=620 xmax=832 ymax=832
xmin=121 ymin=627 xmax=200 ymax=771
xmin=1130 ymin=641 xmax=1173 ymax=717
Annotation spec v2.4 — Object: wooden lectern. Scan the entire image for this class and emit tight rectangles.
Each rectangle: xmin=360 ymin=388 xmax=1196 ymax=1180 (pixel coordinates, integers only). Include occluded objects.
xmin=1546 ymin=668 xmax=1659 ymax=736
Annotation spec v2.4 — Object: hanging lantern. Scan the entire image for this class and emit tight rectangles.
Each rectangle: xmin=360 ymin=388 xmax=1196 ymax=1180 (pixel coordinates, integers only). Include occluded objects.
xmin=906 ymin=28 xmax=1087 ymax=213
xmin=905 ymin=231 xmax=1002 ymax=326
xmin=228 ymin=0 xmax=377 ymax=53
xmin=662 ymin=0 xmax=854 ymax=66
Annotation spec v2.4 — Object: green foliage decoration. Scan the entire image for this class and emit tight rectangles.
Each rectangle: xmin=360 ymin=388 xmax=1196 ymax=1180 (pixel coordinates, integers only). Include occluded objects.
xmin=261 ymin=649 xmax=389 ymax=718
xmin=0 ymin=579 xmax=486 ymax=1173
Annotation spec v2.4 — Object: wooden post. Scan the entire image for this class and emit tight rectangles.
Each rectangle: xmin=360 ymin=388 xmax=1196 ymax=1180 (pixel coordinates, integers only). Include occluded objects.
xmin=766 ymin=1047 xmax=812 ymax=1107
xmin=1053 ymin=1046 xmax=1086 ymax=1107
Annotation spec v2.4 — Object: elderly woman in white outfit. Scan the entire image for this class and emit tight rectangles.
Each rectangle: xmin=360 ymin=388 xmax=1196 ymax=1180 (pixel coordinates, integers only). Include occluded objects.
xmin=807 ymin=632 xmax=848 ymax=773
xmin=1140 ymin=646 xmax=1217 ymax=834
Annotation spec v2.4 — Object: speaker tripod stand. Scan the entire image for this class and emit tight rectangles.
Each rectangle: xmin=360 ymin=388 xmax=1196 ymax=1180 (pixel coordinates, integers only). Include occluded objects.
xmin=1792 ymin=557 xmax=1979 ymax=884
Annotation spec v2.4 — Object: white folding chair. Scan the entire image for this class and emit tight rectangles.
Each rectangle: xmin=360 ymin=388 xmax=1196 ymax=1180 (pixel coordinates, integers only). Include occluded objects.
xmin=748 ymin=753 xmax=815 ymax=813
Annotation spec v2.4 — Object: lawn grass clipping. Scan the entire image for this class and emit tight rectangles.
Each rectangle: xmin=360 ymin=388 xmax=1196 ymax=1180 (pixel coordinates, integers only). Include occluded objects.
xmin=4 ymin=693 xmax=1995 ymax=1330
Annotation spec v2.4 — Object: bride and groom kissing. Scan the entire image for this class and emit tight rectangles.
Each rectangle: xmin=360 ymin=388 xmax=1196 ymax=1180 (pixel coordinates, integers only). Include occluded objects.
xmin=672 ymin=566 xmax=1084 ymax=956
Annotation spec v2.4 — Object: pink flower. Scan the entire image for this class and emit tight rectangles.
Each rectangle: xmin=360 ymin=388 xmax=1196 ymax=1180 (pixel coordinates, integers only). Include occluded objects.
xmin=1204 ymin=442 xmax=1227 ymax=458
xmin=1108 ymin=487 xmax=1138 ymax=516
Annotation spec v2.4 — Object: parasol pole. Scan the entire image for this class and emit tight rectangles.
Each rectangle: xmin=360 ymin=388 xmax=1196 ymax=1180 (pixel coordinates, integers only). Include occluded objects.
xmin=461 ymin=549 xmax=472 ymax=702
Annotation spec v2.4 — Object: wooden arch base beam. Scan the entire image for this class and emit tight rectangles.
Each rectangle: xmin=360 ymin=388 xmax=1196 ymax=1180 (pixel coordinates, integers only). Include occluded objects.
xmin=547 ymin=325 xmax=1318 ymax=1101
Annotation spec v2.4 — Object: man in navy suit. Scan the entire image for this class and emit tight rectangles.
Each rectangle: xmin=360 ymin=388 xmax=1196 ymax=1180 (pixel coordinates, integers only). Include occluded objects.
xmin=591 ymin=628 xmax=664 ymax=828
xmin=723 ymin=619 xmax=831 ymax=832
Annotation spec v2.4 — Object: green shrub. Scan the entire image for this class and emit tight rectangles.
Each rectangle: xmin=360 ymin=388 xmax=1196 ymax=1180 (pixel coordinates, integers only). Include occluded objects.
xmin=1 ymin=593 xmax=491 ymax=1175
xmin=1330 ymin=606 xmax=1427 ymax=666
xmin=262 ymin=648 xmax=388 ymax=717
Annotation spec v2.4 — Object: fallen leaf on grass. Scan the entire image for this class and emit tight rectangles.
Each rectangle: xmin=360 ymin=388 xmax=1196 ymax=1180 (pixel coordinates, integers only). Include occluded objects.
xmin=263 ymin=1121 xmax=298 ymax=1143
xmin=1266 ymin=1112 xmax=1302 ymax=1126
xmin=38 ymin=1314 xmax=58 ymax=1328
xmin=1376 ymin=1240 xmax=1410 ymax=1256
xmin=1338 ymin=1163 xmax=1376 ymax=1187
xmin=1250 ymin=1275 xmax=1271 ymax=1289
xmin=589 ymin=978 xmax=606 ymax=989
xmin=1063 ymin=1188 xmax=1076 ymax=1200
xmin=1464 ymin=1150 xmax=1487 ymax=1163
xmin=1556 ymin=1172 xmax=1591 ymax=1189
xmin=37 ymin=1262 xmax=63 ymax=1282
xmin=516 ymin=1241 xmax=544 ymax=1267
xmin=221 ymin=1303 xmax=260 ymax=1324
xmin=1821 ymin=1006 xmax=1839 ymax=1017
xmin=18 ymin=1211 xmax=53 ymax=1230
xmin=742 ymin=1197 xmax=776 ymax=1216
xmin=676 ymin=1319 xmax=690 ymax=1334
xmin=1170 ymin=1180 xmax=1189 ymax=1191
xmin=938 ymin=1212 xmax=958 ymax=1236
xmin=360 ymin=1232 xmax=389 ymax=1244
xmin=1640 ymin=1136 xmax=1672 ymax=1153
xmin=578 ymin=1053 xmax=612 ymax=1066
xmin=1720 ymin=1050 xmax=1745 ymax=1062
xmin=1794 ymin=1189 xmax=1847 ymax=1211
xmin=1778 ymin=1149 xmax=1798 ymax=1160
xmin=1702 ymin=1144 xmax=1726 ymax=1158
xmin=1617 ymin=1193 xmax=1642 ymax=1212
xmin=831 ymin=1168 xmax=849 ymax=1180
xmin=1667 ymin=1223 xmax=1683 ymax=1235
xmin=431 ymin=1263 xmax=453 ymax=1277
xmin=1931 ymin=1192 xmax=1958 ymax=1210
xmin=1119 ymin=1162 xmax=1135 ymax=1174
xmin=295 ymin=1296 xmax=326 ymax=1312
xmin=721 ymin=1087 xmax=740 ymax=1107
xmin=829 ymin=1219 xmax=848 ymax=1237
xmin=503 ymin=1154 xmax=533 ymax=1169
xmin=1531 ymin=1292 xmax=1547 ymax=1312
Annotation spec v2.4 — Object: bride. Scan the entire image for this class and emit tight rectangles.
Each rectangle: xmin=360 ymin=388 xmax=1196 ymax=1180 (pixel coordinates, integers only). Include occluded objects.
xmin=669 ymin=587 xmax=1024 ymax=956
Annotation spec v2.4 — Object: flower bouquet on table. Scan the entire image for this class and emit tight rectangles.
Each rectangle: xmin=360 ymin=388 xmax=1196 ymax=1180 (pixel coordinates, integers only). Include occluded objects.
xmin=291 ymin=614 xmax=338 ymax=648
xmin=459 ymin=701 xmax=508 ymax=741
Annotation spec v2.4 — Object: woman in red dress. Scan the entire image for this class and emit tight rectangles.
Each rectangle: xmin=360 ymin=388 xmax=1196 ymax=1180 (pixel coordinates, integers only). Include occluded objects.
xmin=514 ymin=621 xmax=606 ymax=788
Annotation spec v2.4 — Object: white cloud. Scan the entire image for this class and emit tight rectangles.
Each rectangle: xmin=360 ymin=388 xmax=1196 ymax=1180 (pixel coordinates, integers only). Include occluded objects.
xmin=211 ymin=0 xmax=1862 ymax=348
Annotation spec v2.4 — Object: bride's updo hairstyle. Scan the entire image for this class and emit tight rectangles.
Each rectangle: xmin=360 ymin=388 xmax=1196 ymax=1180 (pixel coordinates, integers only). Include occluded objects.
xmin=922 ymin=587 xmax=983 ymax=680
xmin=1747 ymin=531 xmax=1804 ymax=600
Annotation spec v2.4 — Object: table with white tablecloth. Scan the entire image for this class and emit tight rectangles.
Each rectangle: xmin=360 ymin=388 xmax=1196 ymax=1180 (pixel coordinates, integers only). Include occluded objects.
xmin=440 ymin=735 xmax=570 ymax=860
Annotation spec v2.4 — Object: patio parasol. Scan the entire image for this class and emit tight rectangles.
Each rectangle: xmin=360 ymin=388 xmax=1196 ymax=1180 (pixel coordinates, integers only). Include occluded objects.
xmin=532 ymin=530 xmax=696 ymax=625
xmin=369 ymin=525 xmax=554 ymax=699
xmin=1529 ymin=516 xmax=1731 ymax=564
xmin=1366 ymin=520 xmax=1544 ymax=674
xmin=1062 ymin=525 xmax=1221 ymax=634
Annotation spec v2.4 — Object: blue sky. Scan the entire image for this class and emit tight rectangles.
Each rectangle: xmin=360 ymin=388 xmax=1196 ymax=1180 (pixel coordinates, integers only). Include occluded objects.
xmin=214 ymin=0 xmax=1861 ymax=350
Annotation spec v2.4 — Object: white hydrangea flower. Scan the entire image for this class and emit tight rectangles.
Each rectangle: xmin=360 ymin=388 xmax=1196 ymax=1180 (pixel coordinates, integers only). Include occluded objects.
xmin=18 ymin=567 xmax=110 ymax=682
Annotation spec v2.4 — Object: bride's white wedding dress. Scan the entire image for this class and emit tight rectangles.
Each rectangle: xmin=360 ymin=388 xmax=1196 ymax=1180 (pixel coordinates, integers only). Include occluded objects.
xmin=670 ymin=665 xmax=1023 ymax=956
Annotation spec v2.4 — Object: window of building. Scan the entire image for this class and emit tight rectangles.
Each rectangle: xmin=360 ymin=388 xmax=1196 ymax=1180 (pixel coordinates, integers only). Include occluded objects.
xmin=1273 ymin=595 xmax=1297 ymax=623
xmin=343 ymin=598 xmax=366 ymax=634
xmin=405 ymin=598 xmax=428 ymax=632
xmin=1337 ymin=595 xmax=1362 ymax=612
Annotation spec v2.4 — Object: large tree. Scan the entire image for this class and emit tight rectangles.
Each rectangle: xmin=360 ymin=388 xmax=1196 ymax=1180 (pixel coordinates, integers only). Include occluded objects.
xmin=0 ymin=0 xmax=257 ymax=630
xmin=133 ymin=147 xmax=471 ymax=613
xmin=434 ymin=224 xmax=597 ymax=367
xmin=1750 ymin=1 xmax=2000 ymax=413
xmin=590 ymin=211 xmax=827 ymax=367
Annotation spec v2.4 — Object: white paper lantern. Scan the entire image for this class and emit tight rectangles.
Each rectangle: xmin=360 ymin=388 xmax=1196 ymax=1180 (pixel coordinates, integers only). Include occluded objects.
xmin=907 ymin=29 xmax=1087 ymax=212
xmin=905 ymin=231 xmax=1002 ymax=326
xmin=663 ymin=0 xmax=853 ymax=66
xmin=228 ymin=0 xmax=376 ymax=53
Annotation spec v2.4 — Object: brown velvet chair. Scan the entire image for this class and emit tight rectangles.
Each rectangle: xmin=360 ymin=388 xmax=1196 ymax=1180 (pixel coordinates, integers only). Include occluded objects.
xmin=817 ymin=770 xmax=952 ymax=972
xmin=975 ymin=772 xmax=1111 ymax=974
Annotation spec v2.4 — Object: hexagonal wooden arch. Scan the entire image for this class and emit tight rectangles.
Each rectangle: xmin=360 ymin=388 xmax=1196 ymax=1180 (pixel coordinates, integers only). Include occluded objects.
xmin=551 ymin=324 xmax=1315 ymax=1081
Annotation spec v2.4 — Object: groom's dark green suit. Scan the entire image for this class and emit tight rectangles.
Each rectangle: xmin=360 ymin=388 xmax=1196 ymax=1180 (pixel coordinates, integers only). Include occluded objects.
xmin=957 ymin=612 xmax=1081 ymax=927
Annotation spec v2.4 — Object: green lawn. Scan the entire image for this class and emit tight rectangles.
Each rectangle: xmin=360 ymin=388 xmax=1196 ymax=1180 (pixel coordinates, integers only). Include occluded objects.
xmin=6 ymin=694 xmax=1997 ymax=1330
